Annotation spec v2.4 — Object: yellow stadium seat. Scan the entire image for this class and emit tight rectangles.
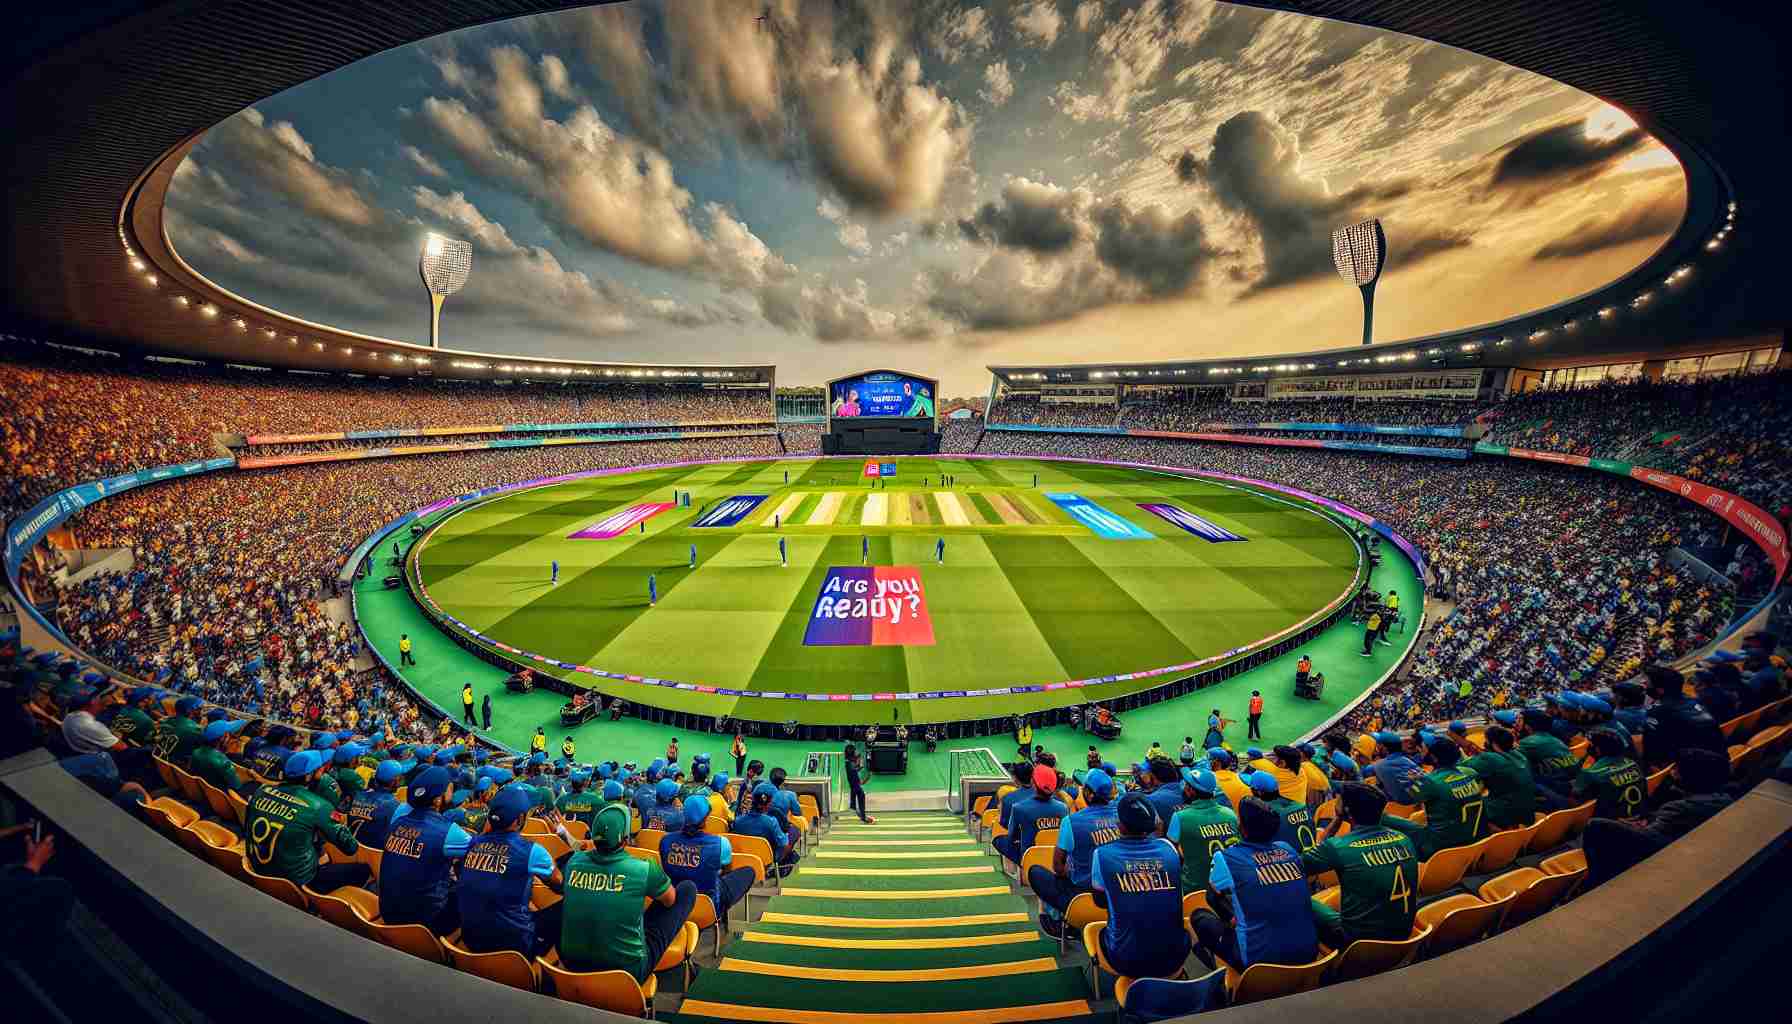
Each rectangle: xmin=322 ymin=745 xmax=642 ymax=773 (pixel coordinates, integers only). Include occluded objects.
xmin=690 ymin=893 xmax=724 ymax=957
xmin=1227 ymin=949 xmax=1337 ymax=1006
xmin=634 ymin=828 xmax=668 ymax=855
xmin=1415 ymin=892 xmax=1512 ymax=958
xmin=539 ymin=955 xmax=656 ymax=1019
xmin=1417 ymin=839 xmax=1484 ymax=897
xmin=1539 ymin=850 xmax=1589 ymax=899
xmin=200 ymin=833 xmax=253 ymax=883
xmin=653 ymin=921 xmax=700 ymax=988
xmin=309 ymin=887 xmax=378 ymax=940
xmin=152 ymin=755 xmax=179 ymax=792
xmin=703 ymin=815 xmax=728 ymax=836
xmin=522 ymin=816 xmax=551 ymax=836
xmin=1472 ymin=825 xmax=1533 ymax=874
xmin=1018 ymin=845 xmax=1054 ymax=899
xmin=728 ymin=852 xmax=765 ymax=921
xmin=1034 ymin=827 xmax=1059 ymax=851
xmin=172 ymin=765 xmax=205 ymax=804
xmin=534 ymin=833 xmax=573 ymax=862
xmin=198 ymin=779 xmax=236 ymax=822
xmin=225 ymin=788 xmax=249 ymax=826
xmin=189 ymin=818 xmax=241 ymax=853
xmin=443 ymin=932 xmax=539 ymax=992
xmin=799 ymin=794 xmax=822 ymax=826
xmin=353 ymin=843 xmax=383 ymax=883
xmin=727 ymin=833 xmax=778 ymax=891
xmin=1329 ymin=924 xmax=1431 ymax=983
xmin=970 ymin=794 xmax=992 ymax=824
xmin=530 ymin=879 xmax=562 ymax=911
xmin=626 ymin=846 xmax=662 ymax=869
xmin=1085 ymin=920 xmax=1186 ymax=998
xmin=242 ymin=860 xmax=310 ymax=911
xmin=1182 ymin=890 xmax=1210 ymax=945
xmin=1478 ymin=867 xmax=1582 ymax=930
xmin=1525 ymin=802 xmax=1593 ymax=855
xmin=368 ymin=919 xmax=447 ymax=963
xmin=142 ymin=796 xmax=200 ymax=838
xmin=1312 ymin=797 xmax=1339 ymax=826
xmin=1061 ymin=892 xmax=1108 ymax=956
xmin=563 ymin=819 xmax=589 ymax=842
xmin=1384 ymin=802 xmax=1419 ymax=820
xmin=1645 ymin=765 xmax=1674 ymax=797
xmin=172 ymin=821 xmax=213 ymax=859
xmin=977 ymin=807 xmax=1000 ymax=845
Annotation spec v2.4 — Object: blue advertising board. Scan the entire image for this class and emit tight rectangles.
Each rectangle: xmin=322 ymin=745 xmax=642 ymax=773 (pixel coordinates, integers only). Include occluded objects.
xmin=1045 ymin=493 xmax=1153 ymax=540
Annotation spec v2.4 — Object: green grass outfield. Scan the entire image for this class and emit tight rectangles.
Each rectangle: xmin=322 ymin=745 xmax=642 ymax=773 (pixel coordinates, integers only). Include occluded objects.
xmin=407 ymin=458 xmax=1359 ymax=727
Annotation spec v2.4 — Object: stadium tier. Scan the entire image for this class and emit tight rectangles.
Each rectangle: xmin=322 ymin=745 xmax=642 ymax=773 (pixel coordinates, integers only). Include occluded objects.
xmin=4 ymin=2 xmax=1791 ymax=1023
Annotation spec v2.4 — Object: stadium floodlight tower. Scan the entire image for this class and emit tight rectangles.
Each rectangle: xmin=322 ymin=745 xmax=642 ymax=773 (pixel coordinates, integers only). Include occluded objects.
xmin=1331 ymin=218 xmax=1387 ymax=346
xmin=418 ymin=233 xmax=472 ymax=348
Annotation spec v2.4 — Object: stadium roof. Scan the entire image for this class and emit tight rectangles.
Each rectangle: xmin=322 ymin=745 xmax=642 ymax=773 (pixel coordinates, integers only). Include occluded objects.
xmin=1 ymin=1 xmax=1784 ymax=383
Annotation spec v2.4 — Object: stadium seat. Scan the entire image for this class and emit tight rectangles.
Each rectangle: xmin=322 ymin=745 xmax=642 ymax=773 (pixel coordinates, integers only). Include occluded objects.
xmin=368 ymin=919 xmax=448 ymax=964
xmin=703 ymin=815 xmax=728 ymax=835
xmin=1539 ymin=850 xmax=1589 ymax=899
xmin=1034 ymin=827 xmax=1060 ymax=851
xmin=522 ymin=816 xmax=551 ymax=836
xmin=1181 ymin=890 xmax=1211 ymax=945
xmin=241 ymin=859 xmax=311 ymax=911
xmin=563 ymin=819 xmax=589 ymax=842
xmin=443 ymin=933 xmax=539 ymax=992
xmin=1116 ymin=968 xmax=1228 ymax=1023
xmin=635 ymin=828 xmax=668 ymax=855
xmin=977 ymin=807 xmax=1000 ymax=845
xmin=188 ymin=818 xmax=242 ymax=856
xmin=198 ymin=779 xmax=236 ymax=822
xmin=1478 ymin=867 xmax=1583 ymax=930
xmin=1384 ymin=802 xmax=1419 ymax=820
xmin=1328 ymin=923 xmax=1432 ymax=983
xmin=172 ymin=821 xmax=213 ymax=860
xmin=969 ymin=794 xmax=992 ymax=825
xmin=142 ymin=797 xmax=200 ymax=839
xmin=798 ymin=794 xmax=822 ymax=826
xmin=1018 ymin=845 xmax=1054 ymax=899
xmin=310 ymin=888 xmax=378 ymax=940
xmin=172 ymin=765 xmax=205 ymax=804
xmin=533 ymin=833 xmax=573 ymax=862
xmin=225 ymin=788 xmax=249 ymax=826
xmin=538 ymin=955 xmax=656 ymax=1019
xmin=1472 ymin=825 xmax=1533 ymax=874
xmin=1227 ymin=949 xmax=1337 ymax=1006
xmin=354 ymin=843 xmax=383 ymax=883
xmin=787 ymin=812 xmax=810 ymax=853
xmin=199 ymin=832 xmax=253 ymax=883
xmin=152 ymin=756 xmax=179 ymax=792
xmin=1085 ymin=921 xmax=1186 ymax=999
xmin=1062 ymin=892 xmax=1108 ymax=955
xmin=1312 ymin=797 xmax=1339 ymax=826
xmin=726 ymin=834 xmax=778 ymax=891
xmin=530 ymin=879 xmax=562 ymax=911
xmin=1526 ymin=802 xmax=1594 ymax=854
xmin=1418 ymin=839 xmax=1484 ymax=896
xmin=690 ymin=893 xmax=724 ymax=957
xmin=1415 ymin=892 xmax=1513 ymax=958
xmin=1645 ymin=765 xmax=1675 ymax=798
xmin=626 ymin=846 xmax=662 ymax=869
xmin=653 ymin=921 xmax=700 ymax=988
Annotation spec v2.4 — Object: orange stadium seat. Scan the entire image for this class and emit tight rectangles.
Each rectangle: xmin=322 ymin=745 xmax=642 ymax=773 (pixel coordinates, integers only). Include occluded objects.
xmin=1415 ymin=893 xmax=1513 ymax=958
xmin=443 ymin=933 xmax=539 ymax=992
xmin=1228 ymin=949 xmax=1337 ymax=1006
xmin=539 ymin=955 xmax=657 ymax=1019
xmin=1329 ymin=923 xmax=1433 ymax=984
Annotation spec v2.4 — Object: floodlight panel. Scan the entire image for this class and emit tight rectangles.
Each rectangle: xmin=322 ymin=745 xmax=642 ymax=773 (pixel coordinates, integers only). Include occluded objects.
xmin=1331 ymin=219 xmax=1385 ymax=287
xmin=420 ymin=235 xmax=472 ymax=296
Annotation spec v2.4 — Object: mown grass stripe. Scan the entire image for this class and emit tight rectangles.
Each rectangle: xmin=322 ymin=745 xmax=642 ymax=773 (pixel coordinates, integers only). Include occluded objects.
xmin=759 ymin=911 xmax=1029 ymax=929
xmin=823 ymin=839 xmax=978 ymax=847
xmin=777 ymin=886 xmax=1010 ymax=900
xmin=675 ymin=998 xmax=1094 ymax=1023
xmin=797 ymin=866 xmax=995 ymax=876
xmin=738 ymin=931 xmax=1038 ymax=950
xmin=718 ymin=956 xmax=1059 ymax=983
xmin=815 ymin=850 xmax=988 ymax=859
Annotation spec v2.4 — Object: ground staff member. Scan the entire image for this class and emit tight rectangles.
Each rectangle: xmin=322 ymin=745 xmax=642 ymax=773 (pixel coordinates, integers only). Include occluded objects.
xmin=661 ymin=796 xmax=756 ymax=921
xmin=461 ymin=683 xmax=476 ymax=726
xmin=1190 ymin=798 xmax=1318 ymax=971
xmin=243 ymin=750 xmax=368 ymax=892
xmin=560 ymin=803 xmax=697 ymax=981
xmin=379 ymin=766 xmax=472 ymax=935
xmin=458 ymin=785 xmax=563 ymax=956
xmin=1028 ymin=768 xmax=1119 ymax=939
xmin=1091 ymin=792 xmax=1188 ymax=979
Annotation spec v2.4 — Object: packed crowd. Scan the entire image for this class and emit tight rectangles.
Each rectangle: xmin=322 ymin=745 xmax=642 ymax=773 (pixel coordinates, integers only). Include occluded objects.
xmin=777 ymin=423 xmax=824 ymax=455
xmin=0 ymin=338 xmax=772 ymax=526
xmin=977 ymin=431 xmax=1748 ymax=729
xmin=22 ymin=437 xmax=778 ymax=740
xmin=238 ymin=424 xmax=771 ymax=460
xmin=986 ymin=392 xmax=1490 ymax=432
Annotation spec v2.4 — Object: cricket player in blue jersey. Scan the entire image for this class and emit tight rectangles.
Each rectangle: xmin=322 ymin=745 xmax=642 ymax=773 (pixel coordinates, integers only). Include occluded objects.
xmin=689 ymin=544 xmax=697 ymax=569
xmin=861 ymin=535 xmax=869 ymax=565
xmin=648 ymin=574 xmax=657 ymax=606
xmin=935 ymin=538 xmax=945 ymax=564
xmin=778 ymin=537 xmax=787 ymax=567
xmin=550 ymin=560 xmax=558 ymax=585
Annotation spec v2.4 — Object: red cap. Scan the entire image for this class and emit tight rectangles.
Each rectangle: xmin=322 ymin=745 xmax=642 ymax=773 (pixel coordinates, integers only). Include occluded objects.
xmin=1032 ymin=766 xmax=1058 ymax=793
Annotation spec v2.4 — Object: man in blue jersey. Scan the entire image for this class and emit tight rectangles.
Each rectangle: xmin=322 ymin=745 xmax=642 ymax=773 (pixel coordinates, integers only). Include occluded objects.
xmin=1367 ymin=732 xmax=1423 ymax=804
xmin=457 ymin=785 xmax=562 ymax=956
xmin=346 ymin=758 xmax=411 ymax=847
xmin=379 ymin=766 xmax=473 ymax=935
xmin=550 ymin=560 xmax=558 ymax=585
xmin=1143 ymin=758 xmax=1186 ymax=831
xmin=861 ymin=535 xmax=869 ymax=565
xmin=993 ymin=766 xmax=1068 ymax=866
xmin=661 ymin=796 xmax=756 ymax=920
xmin=935 ymin=537 xmax=945 ymax=564
xmin=648 ymin=573 xmax=657 ymax=607
xmin=644 ymin=778 xmax=682 ymax=832
xmin=997 ymin=761 xmax=1034 ymax=833
xmin=732 ymin=783 xmax=799 ymax=876
xmin=689 ymin=544 xmax=697 ymax=569
xmin=632 ymin=761 xmax=665 ymax=824
xmin=1189 ymin=798 xmax=1318 ymax=971
xmin=1090 ymin=792 xmax=1189 ymax=979
xmin=778 ymin=536 xmax=787 ymax=567
xmin=1028 ymin=768 xmax=1119 ymax=939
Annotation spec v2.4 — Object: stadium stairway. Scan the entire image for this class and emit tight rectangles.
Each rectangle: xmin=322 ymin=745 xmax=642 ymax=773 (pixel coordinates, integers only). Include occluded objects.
xmin=671 ymin=810 xmax=1098 ymax=1024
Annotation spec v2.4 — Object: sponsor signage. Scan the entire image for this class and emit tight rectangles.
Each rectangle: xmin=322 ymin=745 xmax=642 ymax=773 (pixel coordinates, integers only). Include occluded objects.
xmin=1137 ymin=503 xmax=1247 ymax=542
xmin=569 ymin=503 xmax=675 ymax=539
xmin=1046 ymin=493 xmax=1153 ymax=539
xmin=693 ymin=494 xmax=768 ymax=527
xmin=802 ymin=566 xmax=935 ymax=646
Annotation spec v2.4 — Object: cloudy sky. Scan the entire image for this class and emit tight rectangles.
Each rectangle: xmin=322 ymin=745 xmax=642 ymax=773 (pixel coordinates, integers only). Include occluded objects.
xmin=165 ymin=0 xmax=1685 ymax=395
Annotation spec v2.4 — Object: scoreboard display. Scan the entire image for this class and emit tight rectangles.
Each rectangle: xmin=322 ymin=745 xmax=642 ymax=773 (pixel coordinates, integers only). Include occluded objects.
xmin=823 ymin=369 xmax=941 ymax=455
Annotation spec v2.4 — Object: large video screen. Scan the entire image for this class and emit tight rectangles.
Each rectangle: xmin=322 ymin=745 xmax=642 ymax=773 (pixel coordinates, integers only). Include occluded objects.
xmin=829 ymin=371 xmax=936 ymax=421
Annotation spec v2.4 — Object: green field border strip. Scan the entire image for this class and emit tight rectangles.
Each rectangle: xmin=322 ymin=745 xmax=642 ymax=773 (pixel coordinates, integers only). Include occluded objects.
xmin=397 ymin=455 xmax=1374 ymax=725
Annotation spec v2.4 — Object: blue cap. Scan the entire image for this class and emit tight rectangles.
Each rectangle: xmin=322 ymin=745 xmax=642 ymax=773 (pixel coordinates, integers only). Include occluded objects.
xmin=596 ymin=763 xmax=613 ymax=780
xmin=1448 ymin=721 xmax=1468 ymax=735
xmin=203 ymin=719 xmax=247 ymax=742
xmin=603 ymin=779 xmax=626 ymax=801
xmin=1415 ymin=728 xmax=1437 ymax=747
xmin=711 ymin=772 xmax=729 ymax=793
xmin=649 ymin=758 xmax=667 ymax=778
xmin=332 ymin=742 xmax=366 ymax=765
xmin=375 ymin=760 xmax=408 ymax=784
xmin=1297 ymin=742 xmax=1318 ymax=756
xmin=1205 ymin=747 xmax=1228 ymax=763
xmin=408 ymin=766 xmax=452 ymax=804
xmin=1491 ymin=710 xmax=1519 ymax=726
xmin=684 ymin=795 xmax=712 ymax=828
xmin=692 ymin=760 xmax=710 ymax=781
xmin=175 ymin=696 xmax=203 ymax=715
xmin=1100 ymin=761 xmax=1119 ymax=778
xmin=474 ymin=748 xmax=490 ymax=763
xmin=283 ymin=750 xmax=326 ymax=778
xmin=205 ymin=708 xmax=230 ymax=722
xmin=312 ymin=731 xmax=338 ymax=749
xmin=126 ymin=686 xmax=157 ymax=704
xmin=1706 ymin=649 xmax=1746 ymax=664
xmin=1247 ymin=770 xmax=1279 ymax=794
xmin=1084 ymin=769 xmax=1113 ymax=796
xmin=415 ymin=744 xmax=437 ymax=759
xmin=655 ymin=778 xmax=679 ymax=801
xmin=528 ymin=752 xmax=548 ymax=767
xmin=1372 ymin=731 xmax=1401 ymax=745
xmin=489 ymin=785 xmax=536 ymax=827
xmin=1132 ymin=761 xmax=1150 ymax=778
xmin=1581 ymin=696 xmax=1613 ymax=714
xmin=474 ymin=777 xmax=495 ymax=794
xmin=570 ymin=768 xmax=592 ymax=783
xmin=438 ymin=745 xmax=464 ymax=762
xmin=488 ymin=767 xmax=514 ymax=785
xmin=1246 ymin=747 xmax=1263 ymax=760
xmin=447 ymin=789 xmax=470 ymax=808
xmin=753 ymin=781 xmax=778 ymax=801
xmin=1183 ymin=768 xmax=1218 ymax=795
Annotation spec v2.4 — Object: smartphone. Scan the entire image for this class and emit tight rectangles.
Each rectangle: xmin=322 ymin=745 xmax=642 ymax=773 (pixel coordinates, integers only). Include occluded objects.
xmin=32 ymin=819 xmax=44 ymax=843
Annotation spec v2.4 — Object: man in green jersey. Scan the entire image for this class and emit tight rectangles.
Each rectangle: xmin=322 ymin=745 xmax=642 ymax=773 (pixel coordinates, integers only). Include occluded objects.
xmin=243 ymin=750 xmax=368 ymax=892
xmin=1407 ymin=738 xmax=1485 ymax=858
xmin=1516 ymin=708 xmax=1582 ymax=809
xmin=1246 ymin=771 xmax=1319 ymax=855
xmin=330 ymin=743 xmax=369 ymax=804
xmin=559 ymin=803 xmax=696 ymax=981
xmin=1303 ymin=782 xmax=1420 ymax=947
xmin=189 ymin=719 xmax=250 ymax=794
xmin=557 ymin=769 xmax=601 ymax=832
xmin=150 ymin=696 xmax=205 ymax=763
xmin=1572 ymin=729 xmax=1647 ymax=819
xmin=1170 ymin=768 xmax=1239 ymax=896
xmin=109 ymin=687 xmax=160 ymax=747
xmin=1456 ymin=723 xmax=1536 ymax=830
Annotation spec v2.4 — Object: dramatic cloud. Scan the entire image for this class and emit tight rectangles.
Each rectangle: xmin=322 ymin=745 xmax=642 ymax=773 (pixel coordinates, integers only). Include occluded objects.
xmin=1012 ymin=1 xmax=1064 ymax=47
xmin=1492 ymin=120 xmax=1648 ymax=189
xmin=1090 ymin=197 xmax=1218 ymax=294
xmin=980 ymin=61 xmax=1015 ymax=106
xmin=818 ymin=198 xmax=873 ymax=257
xmin=1204 ymin=110 xmax=1465 ymax=292
xmin=1074 ymin=1 xmax=1103 ymax=32
xmin=1173 ymin=148 xmax=1203 ymax=182
xmin=929 ymin=6 xmax=994 ymax=63
xmin=400 ymin=145 xmax=448 ymax=178
xmin=1055 ymin=0 xmax=1212 ymax=122
xmin=958 ymin=178 xmax=1086 ymax=252
xmin=1534 ymin=189 xmax=1682 ymax=260
xmin=206 ymin=108 xmax=380 ymax=229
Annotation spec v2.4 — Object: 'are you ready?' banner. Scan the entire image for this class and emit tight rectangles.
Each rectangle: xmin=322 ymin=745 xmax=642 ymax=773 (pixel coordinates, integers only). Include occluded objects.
xmin=803 ymin=566 xmax=935 ymax=646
